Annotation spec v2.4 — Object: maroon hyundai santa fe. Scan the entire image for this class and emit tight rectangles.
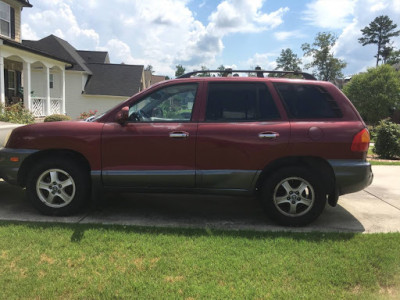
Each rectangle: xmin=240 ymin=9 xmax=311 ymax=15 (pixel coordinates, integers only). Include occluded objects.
xmin=0 ymin=70 xmax=373 ymax=226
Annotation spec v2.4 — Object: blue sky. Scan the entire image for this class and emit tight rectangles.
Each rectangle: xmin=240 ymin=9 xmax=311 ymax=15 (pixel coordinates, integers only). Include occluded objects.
xmin=22 ymin=0 xmax=400 ymax=77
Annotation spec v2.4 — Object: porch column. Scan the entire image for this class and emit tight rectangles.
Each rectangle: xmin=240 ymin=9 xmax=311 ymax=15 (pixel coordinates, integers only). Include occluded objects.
xmin=0 ymin=55 xmax=5 ymax=106
xmin=23 ymin=61 xmax=31 ymax=111
xmin=61 ymin=68 xmax=66 ymax=114
xmin=45 ymin=66 xmax=50 ymax=116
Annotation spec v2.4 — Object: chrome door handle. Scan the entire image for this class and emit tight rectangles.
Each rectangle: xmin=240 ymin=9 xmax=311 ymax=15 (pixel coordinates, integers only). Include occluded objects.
xmin=169 ymin=131 xmax=189 ymax=138
xmin=258 ymin=132 xmax=279 ymax=139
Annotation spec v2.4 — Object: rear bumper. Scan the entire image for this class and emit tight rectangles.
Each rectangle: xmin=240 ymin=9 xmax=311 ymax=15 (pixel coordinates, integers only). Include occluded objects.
xmin=328 ymin=159 xmax=373 ymax=195
xmin=0 ymin=148 xmax=37 ymax=185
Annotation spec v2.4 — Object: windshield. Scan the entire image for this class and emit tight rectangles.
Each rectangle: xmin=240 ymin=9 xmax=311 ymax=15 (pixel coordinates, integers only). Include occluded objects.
xmin=86 ymin=110 xmax=109 ymax=122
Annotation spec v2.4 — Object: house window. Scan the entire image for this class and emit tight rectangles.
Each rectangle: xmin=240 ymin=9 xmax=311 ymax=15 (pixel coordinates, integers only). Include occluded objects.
xmin=0 ymin=1 xmax=10 ymax=38
xmin=7 ymin=70 xmax=15 ymax=94
xmin=49 ymin=74 xmax=54 ymax=89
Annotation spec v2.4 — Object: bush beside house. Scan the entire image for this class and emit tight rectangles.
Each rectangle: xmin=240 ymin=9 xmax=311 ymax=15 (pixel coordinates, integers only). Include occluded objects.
xmin=0 ymin=103 xmax=35 ymax=124
xmin=44 ymin=114 xmax=72 ymax=122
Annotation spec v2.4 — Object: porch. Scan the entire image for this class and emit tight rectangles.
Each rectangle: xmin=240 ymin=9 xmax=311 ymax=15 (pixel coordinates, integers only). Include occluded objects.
xmin=0 ymin=40 xmax=68 ymax=117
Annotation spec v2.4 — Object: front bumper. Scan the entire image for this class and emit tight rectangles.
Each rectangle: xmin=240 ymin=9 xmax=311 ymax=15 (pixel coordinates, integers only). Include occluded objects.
xmin=0 ymin=148 xmax=37 ymax=185
xmin=328 ymin=159 xmax=373 ymax=195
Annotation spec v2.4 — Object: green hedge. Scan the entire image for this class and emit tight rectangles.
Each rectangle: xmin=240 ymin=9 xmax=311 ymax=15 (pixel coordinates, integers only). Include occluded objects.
xmin=43 ymin=114 xmax=72 ymax=122
xmin=373 ymin=119 xmax=400 ymax=159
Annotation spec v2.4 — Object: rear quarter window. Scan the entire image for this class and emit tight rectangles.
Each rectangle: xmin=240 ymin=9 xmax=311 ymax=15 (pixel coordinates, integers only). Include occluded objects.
xmin=274 ymin=83 xmax=342 ymax=119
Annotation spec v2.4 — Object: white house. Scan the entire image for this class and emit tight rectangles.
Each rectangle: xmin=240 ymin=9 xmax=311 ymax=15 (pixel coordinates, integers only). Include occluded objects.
xmin=22 ymin=35 xmax=146 ymax=118
xmin=0 ymin=0 xmax=160 ymax=119
xmin=0 ymin=0 xmax=70 ymax=117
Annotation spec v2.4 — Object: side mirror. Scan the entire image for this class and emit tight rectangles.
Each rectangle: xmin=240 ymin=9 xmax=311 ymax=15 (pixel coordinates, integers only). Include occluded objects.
xmin=116 ymin=106 xmax=129 ymax=125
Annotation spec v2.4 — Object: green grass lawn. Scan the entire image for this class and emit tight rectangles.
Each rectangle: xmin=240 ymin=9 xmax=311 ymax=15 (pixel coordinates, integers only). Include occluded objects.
xmin=1 ymin=222 xmax=399 ymax=299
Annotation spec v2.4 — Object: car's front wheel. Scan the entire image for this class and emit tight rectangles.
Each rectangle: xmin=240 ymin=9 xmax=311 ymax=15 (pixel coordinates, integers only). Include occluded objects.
xmin=26 ymin=158 xmax=90 ymax=215
xmin=261 ymin=167 xmax=326 ymax=226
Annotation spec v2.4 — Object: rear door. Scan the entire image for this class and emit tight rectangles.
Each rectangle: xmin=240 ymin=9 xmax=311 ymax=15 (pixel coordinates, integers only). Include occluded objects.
xmin=196 ymin=82 xmax=290 ymax=191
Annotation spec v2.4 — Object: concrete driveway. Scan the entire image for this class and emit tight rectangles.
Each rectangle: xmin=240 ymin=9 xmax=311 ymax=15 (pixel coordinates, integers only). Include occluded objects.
xmin=0 ymin=165 xmax=399 ymax=233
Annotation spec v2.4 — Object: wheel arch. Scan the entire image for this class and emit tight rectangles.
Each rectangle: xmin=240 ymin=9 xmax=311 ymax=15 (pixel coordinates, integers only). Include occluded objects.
xmin=256 ymin=156 xmax=336 ymax=204
xmin=18 ymin=149 xmax=91 ymax=187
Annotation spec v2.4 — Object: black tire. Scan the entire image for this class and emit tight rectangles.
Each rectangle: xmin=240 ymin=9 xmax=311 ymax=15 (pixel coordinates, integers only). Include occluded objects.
xmin=261 ymin=167 xmax=326 ymax=226
xmin=26 ymin=158 xmax=90 ymax=216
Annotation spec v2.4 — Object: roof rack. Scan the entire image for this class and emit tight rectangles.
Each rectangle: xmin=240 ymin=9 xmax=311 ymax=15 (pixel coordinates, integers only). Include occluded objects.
xmin=178 ymin=69 xmax=317 ymax=80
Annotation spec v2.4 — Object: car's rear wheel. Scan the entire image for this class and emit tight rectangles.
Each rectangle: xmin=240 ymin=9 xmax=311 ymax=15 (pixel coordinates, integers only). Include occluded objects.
xmin=261 ymin=167 xmax=326 ymax=226
xmin=26 ymin=158 xmax=90 ymax=216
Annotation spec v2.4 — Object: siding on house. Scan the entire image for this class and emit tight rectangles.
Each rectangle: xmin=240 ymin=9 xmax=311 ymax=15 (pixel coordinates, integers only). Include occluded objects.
xmin=65 ymin=71 xmax=128 ymax=119
xmin=1 ymin=0 xmax=20 ymax=42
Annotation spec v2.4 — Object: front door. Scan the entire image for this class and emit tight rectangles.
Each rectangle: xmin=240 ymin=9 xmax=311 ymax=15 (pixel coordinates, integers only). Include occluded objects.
xmin=101 ymin=83 xmax=200 ymax=188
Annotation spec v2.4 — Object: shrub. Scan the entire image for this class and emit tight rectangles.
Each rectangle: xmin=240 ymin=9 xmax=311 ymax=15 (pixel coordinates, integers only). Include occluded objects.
xmin=0 ymin=103 xmax=35 ymax=124
xmin=78 ymin=110 xmax=98 ymax=120
xmin=343 ymin=65 xmax=400 ymax=125
xmin=373 ymin=119 xmax=400 ymax=159
xmin=44 ymin=114 xmax=72 ymax=122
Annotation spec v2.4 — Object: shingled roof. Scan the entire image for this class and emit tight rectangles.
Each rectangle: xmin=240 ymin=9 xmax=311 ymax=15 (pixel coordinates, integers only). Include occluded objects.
xmin=77 ymin=50 xmax=110 ymax=64
xmin=23 ymin=35 xmax=92 ymax=74
xmin=84 ymin=63 xmax=144 ymax=97
xmin=21 ymin=35 xmax=145 ymax=97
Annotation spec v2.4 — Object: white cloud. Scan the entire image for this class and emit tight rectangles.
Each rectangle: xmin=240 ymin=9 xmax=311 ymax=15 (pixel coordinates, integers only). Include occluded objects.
xmin=21 ymin=0 xmax=289 ymax=77
xmin=208 ymin=0 xmax=288 ymax=35
xmin=274 ymin=30 xmax=306 ymax=41
xmin=302 ymin=0 xmax=355 ymax=29
xmin=22 ymin=3 xmax=99 ymax=49
xmin=21 ymin=23 xmax=38 ymax=40
xmin=245 ymin=53 xmax=277 ymax=70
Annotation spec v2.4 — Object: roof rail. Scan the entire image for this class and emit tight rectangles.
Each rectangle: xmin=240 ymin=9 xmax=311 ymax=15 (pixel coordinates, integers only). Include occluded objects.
xmin=178 ymin=69 xmax=317 ymax=80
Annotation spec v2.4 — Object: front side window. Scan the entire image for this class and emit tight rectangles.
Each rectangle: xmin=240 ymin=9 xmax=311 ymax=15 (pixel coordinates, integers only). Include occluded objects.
xmin=128 ymin=84 xmax=198 ymax=122
xmin=205 ymin=83 xmax=280 ymax=122
xmin=274 ymin=83 xmax=343 ymax=119
xmin=0 ymin=1 xmax=10 ymax=37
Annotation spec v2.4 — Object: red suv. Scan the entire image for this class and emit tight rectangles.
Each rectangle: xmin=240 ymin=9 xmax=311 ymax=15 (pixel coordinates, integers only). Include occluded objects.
xmin=0 ymin=70 xmax=373 ymax=226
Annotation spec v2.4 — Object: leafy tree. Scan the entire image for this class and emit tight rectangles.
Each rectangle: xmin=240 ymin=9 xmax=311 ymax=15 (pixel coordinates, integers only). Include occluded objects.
xmin=275 ymin=48 xmax=302 ymax=71
xmin=358 ymin=15 xmax=400 ymax=67
xmin=301 ymin=32 xmax=346 ymax=81
xmin=197 ymin=66 xmax=210 ymax=77
xmin=217 ymin=64 xmax=225 ymax=77
xmin=175 ymin=64 xmax=185 ymax=77
xmin=145 ymin=65 xmax=154 ymax=74
xmin=343 ymin=64 xmax=400 ymax=125
xmin=386 ymin=49 xmax=400 ymax=65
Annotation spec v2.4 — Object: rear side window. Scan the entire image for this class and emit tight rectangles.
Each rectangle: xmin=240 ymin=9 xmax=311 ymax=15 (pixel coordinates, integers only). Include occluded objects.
xmin=206 ymin=83 xmax=280 ymax=122
xmin=274 ymin=83 xmax=342 ymax=119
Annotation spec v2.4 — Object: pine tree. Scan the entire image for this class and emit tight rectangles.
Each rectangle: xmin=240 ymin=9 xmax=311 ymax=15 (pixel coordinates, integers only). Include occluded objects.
xmin=275 ymin=48 xmax=302 ymax=71
xmin=358 ymin=15 xmax=400 ymax=67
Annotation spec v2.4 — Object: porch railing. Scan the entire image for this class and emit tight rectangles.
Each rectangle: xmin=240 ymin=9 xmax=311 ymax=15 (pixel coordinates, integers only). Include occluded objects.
xmin=50 ymin=98 xmax=62 ymax=115
xmin=31 ymin=97 xmax=62 ymax=117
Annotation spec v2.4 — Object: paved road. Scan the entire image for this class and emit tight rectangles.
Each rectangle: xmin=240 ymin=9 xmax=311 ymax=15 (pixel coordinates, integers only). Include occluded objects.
xmin=0 ymin=165 xmax=399 ymax=233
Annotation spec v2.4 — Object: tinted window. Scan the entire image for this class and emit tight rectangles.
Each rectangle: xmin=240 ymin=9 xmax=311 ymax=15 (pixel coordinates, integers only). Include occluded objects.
xmin=128 ymin=84 xmax=198 ymax=122
xmin=274 ymin=83 xmax=342 ymax=119
xmin=206 ymin=83 xmax=280 ymax=121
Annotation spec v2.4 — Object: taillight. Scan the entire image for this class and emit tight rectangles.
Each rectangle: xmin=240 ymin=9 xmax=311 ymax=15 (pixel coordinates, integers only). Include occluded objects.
xmin=351 ymin=128 xmax=370 ymax=152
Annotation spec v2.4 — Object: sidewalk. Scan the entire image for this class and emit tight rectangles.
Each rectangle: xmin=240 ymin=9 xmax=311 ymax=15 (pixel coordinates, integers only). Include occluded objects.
xmin=0 ymin=165 xmax=399 ymax=233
